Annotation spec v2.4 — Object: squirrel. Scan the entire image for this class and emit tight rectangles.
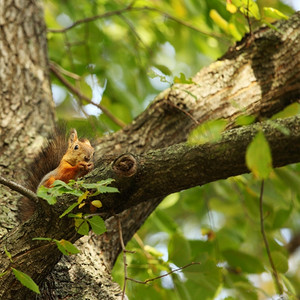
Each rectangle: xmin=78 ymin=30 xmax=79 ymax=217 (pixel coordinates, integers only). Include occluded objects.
xmin=19 ymin=128 xmax=94 ymax=221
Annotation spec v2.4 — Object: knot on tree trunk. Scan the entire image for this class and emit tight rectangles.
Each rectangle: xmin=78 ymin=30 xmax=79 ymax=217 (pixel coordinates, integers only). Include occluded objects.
xmin=113 ymin=154 xmax=137 ymax=177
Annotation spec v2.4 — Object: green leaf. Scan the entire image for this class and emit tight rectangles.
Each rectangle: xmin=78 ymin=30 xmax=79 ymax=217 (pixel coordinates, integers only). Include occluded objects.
xmin=281 ymin=274 xmax=296 ymax=295
xmin=12 ymin=268 xmax=40 ymax=294
xmin=188 ymin=119 xmax=227 ymax=145
xmin=237 ymin=0 xmax=261 ymax=20
xmin=51 ymin=180 xmax=73 ymax=189
xmin=159 ymin=193 xmax=180 ymax=209
xmin=37 ymin=185 xmax=57 ymax=205
xmin=4 ymin=246 xmax=12 ymax=262
xmin=247 ymin=0 xmax=261 ymax=20
xmin=88 ymin=216 xmax=106 ymax=235
xmin=154 ymin=64 xmax=172 ymax=76
xmin=246 ymin=131 xmax=272 ymax=179
xmin=235 ymin=115 xmax=255 ymax=126
xmin=59 ymin=202 xmax=79 ymax=218
xmin=272 ymin=103 xmax=300 ymax=119
xmin=0 ymin=271 xmax=8 ymax=278
xmin=75 ymin=219 xmax=90 ymax=235
xmin=174 ymin=73 xmax=194 ymax=84
xmin=37 ymin=179 xmax=84 ymax=205
xmin=173 ymin=276 xmax=192 ymax=300
xmin=82 ymin=180 xmax=119 ymax=196
xmin=271 ymin=251 xmax=288 ymax=273
xmin=79 ymin=75 xmax=93 ymax=102
xmin=168 ymin=233 xmax=191 ymax=266
xmin=97 ymin=178 xmax=115 ymax=185
xmin=222 ymin=249 xmax=265 ymax=273
xmin=272 ymin=208 xmax=292 ymax=229
xmin=147 ymin=68 xmax=170 ymax=83
xmin=144 ymin=245 xmax=163 ymax=258
xmin=153 ymin=210 xmax=178 ymax=234
xmin=183 ymin=259 xmax=221 ymax=292
xmin=275 ymin=168 xmax=300 ymax=195
xmin=263 ymin=7 xmax=289 ymax=20
xmin=95 ymin=186 xmax=119 ymax=194
xmin=56 ymin=239 xmax=80 ymax=256
xmin=234 ymin=281 xmax=258 ymax=300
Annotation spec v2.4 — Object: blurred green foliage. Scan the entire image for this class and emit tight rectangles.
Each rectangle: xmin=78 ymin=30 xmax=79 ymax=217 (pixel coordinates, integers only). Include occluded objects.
xmin=43 ymin=0 xmax=299 ymax=299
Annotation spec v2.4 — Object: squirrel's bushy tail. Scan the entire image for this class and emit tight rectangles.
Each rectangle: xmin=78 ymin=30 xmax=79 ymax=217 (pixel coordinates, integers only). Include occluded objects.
xmin=26 ymin=127 xmax=68 ymax=192
xmin=19 ymin=127 xmax=68 ymax=221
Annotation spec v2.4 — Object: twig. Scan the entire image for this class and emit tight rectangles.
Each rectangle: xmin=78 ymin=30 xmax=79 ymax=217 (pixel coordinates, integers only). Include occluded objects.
xmin=141 ymin=6 xmax=227 ymax=40
xmin=166 ymin=98 xmax=199 ymax=126
xmin=48 ymin=4 xmax=134 ymax=33
xmin=116 ymin=215 xmax=128 ymax=300
xmin=0 ymin=175 xmax=38 ymax=203
xmin=259 ymin=180 xmax=283 ymax=295
xmin=50 ymin=63 xmax=126 ymax=128
xmin=48 ymin=5 xmax=229 ymax=41
xmin=245 ymin=0 xmax=252 ymax=36
xmin=118 ymin=14 xmax=149 ymax=51
xmin=50 ymin=61 xmax=80 ymax=80
xmin=127 ymin=262 xmax=201 ymax=284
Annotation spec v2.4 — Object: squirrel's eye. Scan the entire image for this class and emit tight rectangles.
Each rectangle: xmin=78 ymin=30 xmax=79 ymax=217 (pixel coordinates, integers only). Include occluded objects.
xmin=74 ymin=145 xmax=79 ymax=150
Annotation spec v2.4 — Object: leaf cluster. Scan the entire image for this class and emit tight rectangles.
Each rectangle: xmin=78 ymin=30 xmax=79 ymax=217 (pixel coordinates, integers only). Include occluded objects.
xmin=37 ymin=178 xmax=118 ymax=235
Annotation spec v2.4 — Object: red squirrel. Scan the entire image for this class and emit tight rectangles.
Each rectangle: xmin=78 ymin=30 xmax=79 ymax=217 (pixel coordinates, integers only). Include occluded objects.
xmin=38 ymin=129 xmax=94 ymax=188
xmin=19 ymin=128 xmax=94 ymax=221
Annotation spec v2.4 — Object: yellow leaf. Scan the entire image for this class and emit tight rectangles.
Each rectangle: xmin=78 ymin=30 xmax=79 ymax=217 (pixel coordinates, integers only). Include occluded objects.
xmin=226 ymin=3 xmax=237 ymax=13
xmin=210 ymin=10 xmax=229 ymax=33
xmin=78 ymin=202 xmax=86 ymax=209
xmin=171 ymin=0 xmax=187 ymax=18
xmin=78 ymin=191 xmax=89 ymax=204
xmin=91 ymin=200 xmax=102 ymax=208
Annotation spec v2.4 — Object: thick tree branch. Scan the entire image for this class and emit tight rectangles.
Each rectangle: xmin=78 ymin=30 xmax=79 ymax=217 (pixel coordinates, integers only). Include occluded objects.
xmin=1 ymin=115 xmax=300 ymax=298
xmin=91 ymin=115 xmax=300 ymax=213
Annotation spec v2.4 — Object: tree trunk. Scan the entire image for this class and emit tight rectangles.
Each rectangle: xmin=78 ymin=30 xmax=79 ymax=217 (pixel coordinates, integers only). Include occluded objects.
xmin=0 ymin=0 xmax=55 ymax=237
xmin=0 ymin=1 xmax=299 ymax=298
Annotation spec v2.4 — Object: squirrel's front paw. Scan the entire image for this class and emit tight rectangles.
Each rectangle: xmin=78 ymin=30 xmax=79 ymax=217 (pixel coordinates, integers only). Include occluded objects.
xmin=86 ymin=162 xmax=94 ymax=171
xmin=79 ymin=161 xmax=94 ymax=172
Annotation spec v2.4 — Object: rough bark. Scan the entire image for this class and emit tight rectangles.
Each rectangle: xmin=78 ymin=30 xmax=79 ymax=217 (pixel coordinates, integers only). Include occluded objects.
xmin=0 ymin=0 xmax=55 ymax=238
xmin=0 ymin=2 xmax=299 ymax=299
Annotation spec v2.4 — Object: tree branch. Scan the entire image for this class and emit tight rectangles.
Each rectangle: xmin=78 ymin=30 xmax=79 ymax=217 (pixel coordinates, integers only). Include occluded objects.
xmin=91 ymin=116 xmax=300 ymax=214
xmin=50 ymin=62 xmax=126 ymax=128
xmin=47 ymin=4 xmax=226 ymax=40
xmin=0 ymin=176 xmax=38 ymax=204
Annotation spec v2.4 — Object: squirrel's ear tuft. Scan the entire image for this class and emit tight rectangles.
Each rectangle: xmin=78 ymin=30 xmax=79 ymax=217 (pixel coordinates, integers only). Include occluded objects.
xmin=69 ymin=129 xmax=78 ymax=145
xmin=81 ymin=138 xmax=91 ymax=146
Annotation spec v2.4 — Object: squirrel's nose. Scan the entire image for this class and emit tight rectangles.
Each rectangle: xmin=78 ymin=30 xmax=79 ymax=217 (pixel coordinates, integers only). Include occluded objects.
xmin=84 ymin=156 xmax=90 ymax=162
